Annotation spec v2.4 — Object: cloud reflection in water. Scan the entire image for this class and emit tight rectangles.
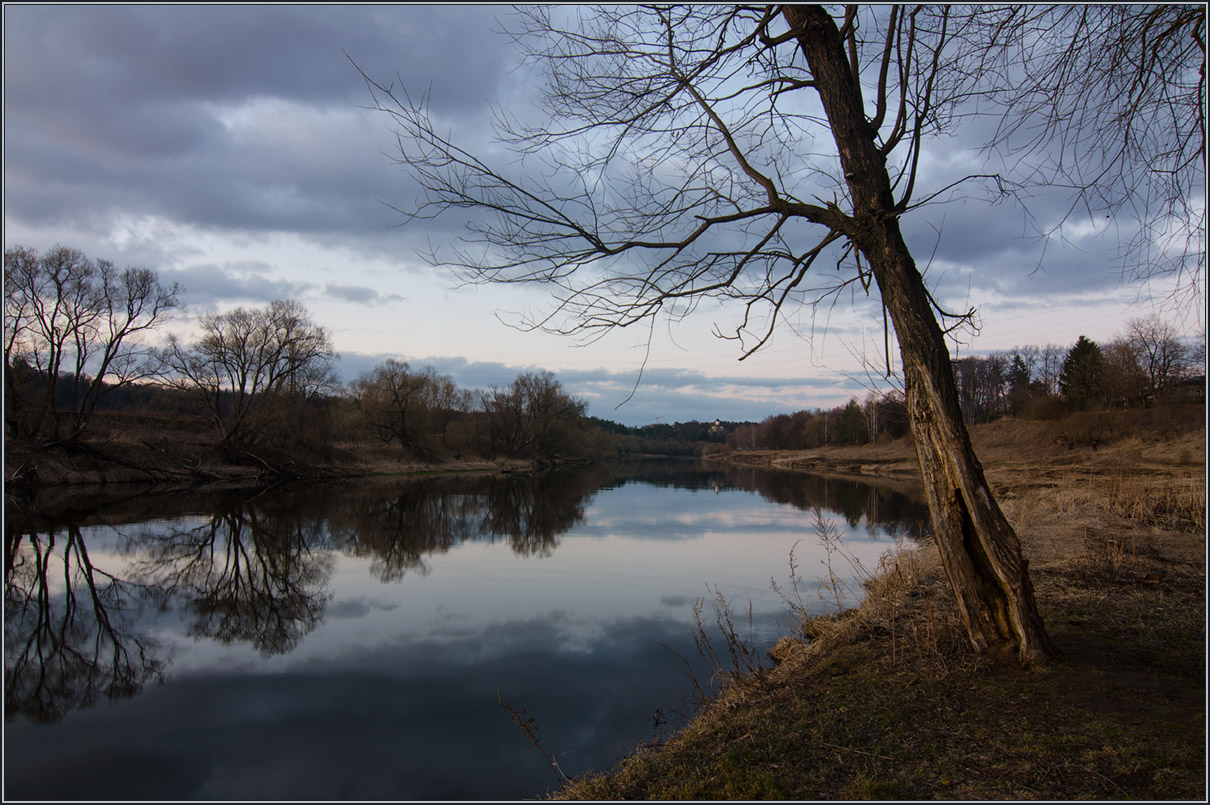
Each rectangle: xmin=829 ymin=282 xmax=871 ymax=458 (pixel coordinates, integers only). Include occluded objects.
xmin=4 ymin=459 xmax=927 ymax=800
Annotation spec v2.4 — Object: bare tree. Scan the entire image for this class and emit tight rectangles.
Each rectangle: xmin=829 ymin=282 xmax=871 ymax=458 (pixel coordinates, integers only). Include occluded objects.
xmin=1038 ymin=344 xmax=1066 ymax=398
xmin=351 ymin=358 xmax=469 ymax=454
xmin=360 ymin=5 xmax=1048 ymax=663
xmin=1102 ymin=338 xmax=1149 ymax=408
xmin=953 ymin=5 xmax=1206 ymax=296
xmin=1124 ymin=313 xmax=1193 ymax=397
xmin=157 ymin=299 xmax=338 ymax=451
xmin=3 ymin=244 xmax=181 ymax=443
xmin=362 ymin=5 xmax=1201 ymax=664
xmin=483 ymin=370 xmax=587 ymax=459
xmin=1192 ymin=326 xmax=1208 ymax=373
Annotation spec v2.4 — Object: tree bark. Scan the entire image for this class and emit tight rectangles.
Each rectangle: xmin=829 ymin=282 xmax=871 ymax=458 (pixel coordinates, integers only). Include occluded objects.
xmin=785 ymin=5 xmax=1056 ymax=666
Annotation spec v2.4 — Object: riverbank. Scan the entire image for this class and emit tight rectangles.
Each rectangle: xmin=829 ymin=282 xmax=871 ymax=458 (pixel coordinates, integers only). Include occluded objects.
xmin=3 ymin=434 xmax=537 ymax=492
xmin=556 ymin=407 xmax=1206 ymax=800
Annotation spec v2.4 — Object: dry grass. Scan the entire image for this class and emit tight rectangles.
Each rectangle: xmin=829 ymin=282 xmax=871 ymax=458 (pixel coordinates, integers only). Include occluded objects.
xmin=556 ymin=408 xmax=1206 ymax=801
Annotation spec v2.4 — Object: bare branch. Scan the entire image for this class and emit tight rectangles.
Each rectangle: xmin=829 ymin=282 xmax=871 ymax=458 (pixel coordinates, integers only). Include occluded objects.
xmin=949 ymin=5 xmax=1206 ymax=290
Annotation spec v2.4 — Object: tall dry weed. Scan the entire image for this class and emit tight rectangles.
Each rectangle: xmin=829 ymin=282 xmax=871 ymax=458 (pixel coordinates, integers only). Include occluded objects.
xmin=1079 ymin=526 xmax=1140 ymax=577
xmin=1105 ymin=472 xmax=1205 ymax=532
xmin=769 ymin=509 xmax=869 ymax=619
xmin=775 ymin=526 xmax=974 ymax=679
xmin=497 ymin=690 xmax=570 ymax=786
xmin=660 ymin=584 xmax=775 ymax=713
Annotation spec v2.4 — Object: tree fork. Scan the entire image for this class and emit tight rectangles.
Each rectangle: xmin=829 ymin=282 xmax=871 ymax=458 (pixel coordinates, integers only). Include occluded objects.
xmin=785 ymin=4 xmax=1056 ymax=665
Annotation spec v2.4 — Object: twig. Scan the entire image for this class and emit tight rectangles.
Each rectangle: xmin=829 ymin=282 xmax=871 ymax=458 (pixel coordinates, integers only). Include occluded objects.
xmin=818 ymin=741 xmax=897 ymax=762
xmin=658 ymin=642 xmax=708 ymax=706
xmin=497 ymin=690 xmax=569 ymax=785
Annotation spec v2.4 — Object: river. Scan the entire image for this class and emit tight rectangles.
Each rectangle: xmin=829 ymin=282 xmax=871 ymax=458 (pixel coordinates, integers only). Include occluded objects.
xmin=4 ymin=458 xmax=928 ymax=800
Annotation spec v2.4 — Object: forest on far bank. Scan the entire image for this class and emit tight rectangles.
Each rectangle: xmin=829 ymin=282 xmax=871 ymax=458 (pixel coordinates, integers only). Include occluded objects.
xmin=6 ymin=244 xmax=1205 ymax=476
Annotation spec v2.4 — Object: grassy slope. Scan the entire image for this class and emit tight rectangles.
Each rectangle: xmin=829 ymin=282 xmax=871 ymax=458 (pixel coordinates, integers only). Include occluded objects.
xmin=557 ymin=406 xmax=1206 ymax=800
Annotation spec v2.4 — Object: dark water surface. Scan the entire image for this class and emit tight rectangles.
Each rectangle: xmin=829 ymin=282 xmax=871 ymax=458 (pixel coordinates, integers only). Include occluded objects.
xmin=4 ymin=459 xmax=927 ymax=801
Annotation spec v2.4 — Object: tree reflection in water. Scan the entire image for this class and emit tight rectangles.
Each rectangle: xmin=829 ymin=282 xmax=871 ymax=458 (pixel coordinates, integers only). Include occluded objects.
xmin=4 ymin=461 xmax=927 ymax=730
xmin=3 ymin=467 xmax=611 ymax=722
xmin=4 ymin=525 xmax=165 ymax=723
xmin=324 ymin=468 xmax=610 ymax=577
xmin=133 ymin=502 xmax=334 ymax=658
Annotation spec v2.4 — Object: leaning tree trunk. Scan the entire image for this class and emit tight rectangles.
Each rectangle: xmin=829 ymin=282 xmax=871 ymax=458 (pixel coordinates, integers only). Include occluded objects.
xmin=787 ymin=5 xmax=1057 ymax=666
xmin=872 ymin=235 xmax=1056 ymax=666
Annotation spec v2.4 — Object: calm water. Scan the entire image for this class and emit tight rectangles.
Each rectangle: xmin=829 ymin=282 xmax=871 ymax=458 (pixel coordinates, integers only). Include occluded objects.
xmin=4 ymin=459 xmax=928 ymax=801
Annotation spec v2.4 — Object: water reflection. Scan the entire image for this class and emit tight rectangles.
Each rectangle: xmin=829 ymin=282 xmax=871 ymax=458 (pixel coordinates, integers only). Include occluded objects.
xmin=594 ymin=459 xmax=929 ymax=542
xmin=722 ymin=465 xmax=929 ymax=540
xmin=135 ymin=504 xmax=333 ymax=657
xmin=5 ymin=612 xmax=714 ymax=801
xmin=5 ymin=462 xmax=926 ymax=725
xmin=4 ymin=526 xmax=164 ymax=724
xmin=5 ymin=460 xmax=928 ymax=799
xmin=323 ymin=467 xmax=609 ymax=575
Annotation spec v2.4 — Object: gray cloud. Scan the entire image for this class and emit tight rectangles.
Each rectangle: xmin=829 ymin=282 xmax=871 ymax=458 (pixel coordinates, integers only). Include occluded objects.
xmin=4 ymin=6 xmax=511 ymax=110
xmin=323 ymin=283 xmax=404 ymax=305
xmin=4 ymin=3 xmax=1189 ymax=301
xmin=0 ymin=3 xmax=1090 ymax=286
xmin=3 ymin=5 xmax=516 ymax=244
xmin=325 ymin=597 xmax=398 ymax=620
xmin=160 ymin=262 xmax=314 ymax=308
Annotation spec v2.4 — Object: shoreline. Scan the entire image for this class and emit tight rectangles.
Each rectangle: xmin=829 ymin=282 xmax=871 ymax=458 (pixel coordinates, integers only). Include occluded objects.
xmin=706 ymin=447 xmax=922 ymax=482
xmin=3 ymin=436 xmax=542 ymax=496
xmin=556 ymin=411 xmax=1206 ymax=800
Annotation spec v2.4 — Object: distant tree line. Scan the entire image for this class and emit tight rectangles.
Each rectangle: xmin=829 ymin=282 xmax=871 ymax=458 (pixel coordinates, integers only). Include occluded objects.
xmin=5 ymin=245 xmax=1205 ymax=464
xmin=726 ymin=392 xmax=911 ymax=452
xmin=952 ymin=316 xmax=1203 ymax=424
xmin=594 ymin=418 xmax=741 ymax=457
xmin=343 ymin=360 xmax=612 ymax=462
xmin=739 ymin=320 xmax=1205 ymax=452
xmin=4 ymin=244 xmax=610 ymax=463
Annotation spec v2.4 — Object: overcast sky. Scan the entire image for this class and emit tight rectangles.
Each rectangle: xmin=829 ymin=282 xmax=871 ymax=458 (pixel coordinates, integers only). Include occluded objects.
xmin=4 ymin=5 xmax=1204 ymax=426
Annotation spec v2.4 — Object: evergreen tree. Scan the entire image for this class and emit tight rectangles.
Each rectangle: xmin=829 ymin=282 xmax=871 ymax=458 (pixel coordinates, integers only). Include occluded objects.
xmin=837 ymin=399 xmax=866 ymax=446
xmin=1007 ymin=353 xmax=1033 ymax=415
xmin=1060 ymin=336 xmax=1107 ymax=409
